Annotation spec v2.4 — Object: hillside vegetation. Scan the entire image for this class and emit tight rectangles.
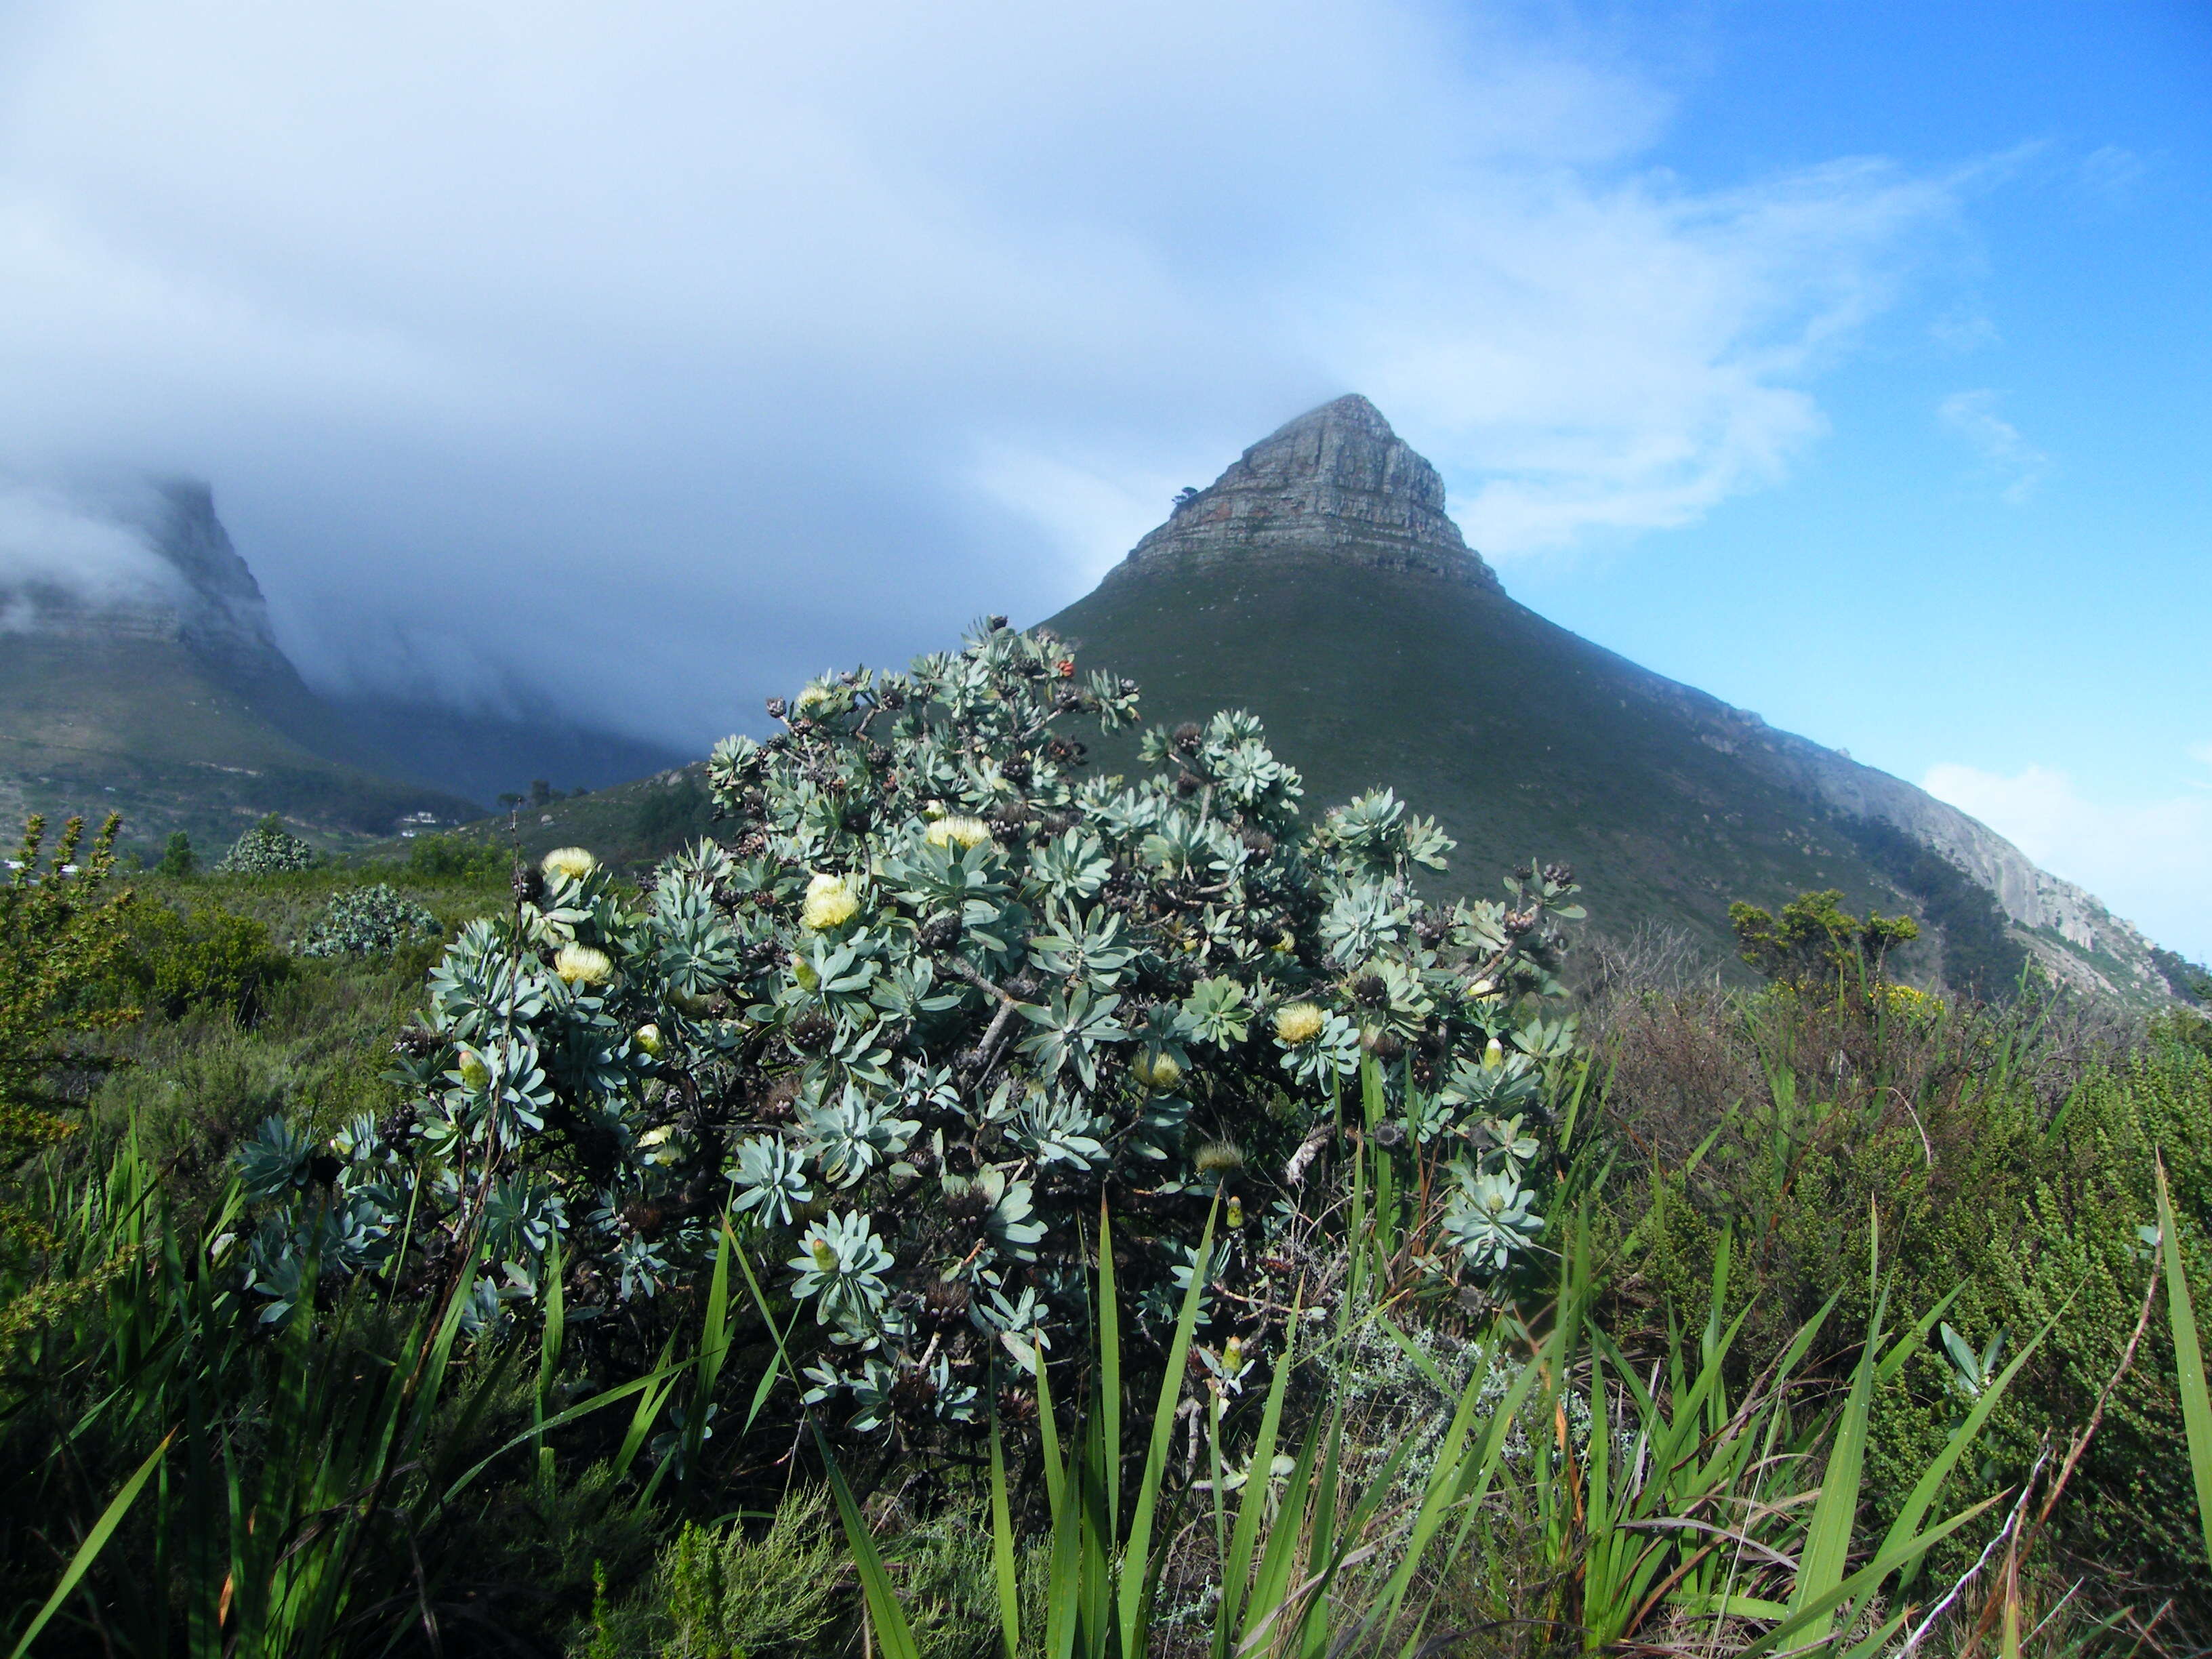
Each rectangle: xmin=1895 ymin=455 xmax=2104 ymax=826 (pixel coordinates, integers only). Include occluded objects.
xmin=2 ymin=623 xmax=2209 ymax=1658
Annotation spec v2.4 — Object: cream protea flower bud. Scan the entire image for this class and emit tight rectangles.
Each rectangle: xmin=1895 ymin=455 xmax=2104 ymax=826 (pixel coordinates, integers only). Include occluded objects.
xmin=1193 ymin=1139 xmax=1244 ymax=1176
xmin=457 ymin=1048 xmax=490 ymax=1090
xmin=634 ymin=1022 xmax=665 ymax=1057
xmin=802 ymin=872 xmax=859 ymax=930
xmin=1225 ymin=1195 xmax=1244 ymax=1229
xmin=1132 ymin=1050 xmax=1183 ymax=1092
xmin=923 ymin=815 xmax=994 ymax=852
xmin=556 ymin=943 xmax=614 ymax=986
xmin=1222 ymin=1335 xmax=1244 ymax=1369
xmin=1273 ymin=1002 xmax=1325 ymax=1045
xmin=541 ymin=846 xmax=597 ymax=882
xmin=1483 ymin=1036 xmax=1505 ymax=1069
xmin=1469 ymin=978 xmax=1496 ymax=997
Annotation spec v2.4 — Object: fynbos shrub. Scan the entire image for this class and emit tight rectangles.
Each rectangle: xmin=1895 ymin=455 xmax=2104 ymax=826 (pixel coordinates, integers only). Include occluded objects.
xmin=298 ymin=883 xmax=440 ymax=958
xmin=214 ymin=814 xmax=317 ymax=875
xmin=237 ymin=622 xmax=1586 ymax=1439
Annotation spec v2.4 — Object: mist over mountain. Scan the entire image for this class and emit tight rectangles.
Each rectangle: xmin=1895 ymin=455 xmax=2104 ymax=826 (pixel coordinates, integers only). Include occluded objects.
xmin=0 ymin=478 xmax=680 ymax=853
xmin=1046 ymin=396 xmax=2186 ymax=1006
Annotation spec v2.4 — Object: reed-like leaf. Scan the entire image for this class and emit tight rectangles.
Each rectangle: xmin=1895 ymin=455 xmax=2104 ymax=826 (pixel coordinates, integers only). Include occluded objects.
xmin=7 ymin=1430 xmax=172 ymax=1659
xmin=2156 ymin=1155 xmax=2212 ymax=1567
xmin=1119 ymin=1201 xmax=1218 ymax=1656
xmin=817 ymin=1422 xmax=923 ymax=1659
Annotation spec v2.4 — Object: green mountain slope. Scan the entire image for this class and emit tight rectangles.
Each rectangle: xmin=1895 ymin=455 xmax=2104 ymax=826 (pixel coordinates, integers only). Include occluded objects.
xmin=0 ymin=629 xmax=482 ymax=857
xmin=1044 ymin=396 xmax=2177 ymax=1004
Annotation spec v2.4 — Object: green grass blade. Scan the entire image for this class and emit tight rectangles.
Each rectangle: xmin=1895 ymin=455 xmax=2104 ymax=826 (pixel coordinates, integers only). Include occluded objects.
xmin=1098 ymin=1201 xmax=1122 ymax=1536
xmin=1877 ymin=1305 xmax=2060 ymax=1564
xmin=9 ymin=1430 xmax=173 ymax=1659
xmin=1119 ymin=1202 xmax=1218 ymax=1656
xmin=1743 ymin=1494 xmax=2001 ymax=1658
xmin=1791 ymin=1259 xmax=1887 ymax=1627
xmin=990 ymin=1406 xmax=1022 ymax=1659
xmin=1875 ymin=1282 xmax=1963 ymax=1388
xmin=2156 ymin=1156 xmax=2212 ymax=1567
xmin=1216 ymin=1312 xmax=1297 ymax=1657
xmin=817 ymin=1422 xmax=924 ymax=1659
xmin=1036 ymin=1355 xmax=1067 ymax=1525
xmin=1245 ymin=1421 xmax=1320 ymax=1634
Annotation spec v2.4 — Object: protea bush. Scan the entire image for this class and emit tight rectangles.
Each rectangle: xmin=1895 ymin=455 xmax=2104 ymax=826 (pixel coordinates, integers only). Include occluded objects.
xmin=237 ymin=619 xmax=1586 ymax=1441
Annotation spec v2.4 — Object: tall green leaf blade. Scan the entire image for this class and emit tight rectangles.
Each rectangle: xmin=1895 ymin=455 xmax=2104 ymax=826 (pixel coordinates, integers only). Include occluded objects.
xmin=1098 ymin=1202 xmax=1122 ymax=1536
xmin=2156 ymin=1157 xmax=2212 ymax=1567
xmin=1216 ymin=1313 xmax=1297 ymax=1658
xmin=817 ymin=1423 xmax=923 ymax=1659
xmin=990 ymin=1408 xmax=1022 ymax=1659
xmin=1119 ymin=1203 xmax=1217 ymax=1656
xmin=9 ymin=1431 xmax=173 ymax=1659
xmin=1792 ymin=1269 xmax=1887 ymax=1628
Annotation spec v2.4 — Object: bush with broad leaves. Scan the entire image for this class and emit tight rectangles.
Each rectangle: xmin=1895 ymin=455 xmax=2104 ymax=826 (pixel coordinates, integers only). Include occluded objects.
xmin=297 ymin=882 xmax=441 ymax=958
xmin=236 ymin=620 xmax=1586 ymax=1441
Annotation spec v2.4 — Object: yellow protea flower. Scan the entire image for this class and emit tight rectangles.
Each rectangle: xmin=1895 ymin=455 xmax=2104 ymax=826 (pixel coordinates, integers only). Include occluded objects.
xmin=924 ymin=815 xmax=994 ymax=852
xmin=634 ymin=1022 xmax=665 ymax=1057
xmin=1132 ymin=1050 xmax=1183 ymax=1092
xmin=1482 ymin=1036 xmax=1505 ymax=1069
xmin=1273 ymin=1002 xmax=1325 ymax=1045
xmin=555 ymin=943 xmax=614 ymax=986
xmin=456 ymin=1048 xmax=490 ymax=1090
xmin=794 ymin=682 xmax=837 ymax=717
xmin=541 ymin=846 xmax=597 ymax=882
xmin=802 ymin=872 xmax=860 ymax=930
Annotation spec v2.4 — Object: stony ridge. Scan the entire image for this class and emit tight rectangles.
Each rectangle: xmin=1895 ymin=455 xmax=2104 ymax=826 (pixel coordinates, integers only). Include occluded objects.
xmin=1109 ymin=394 xmax=1500 ymax=589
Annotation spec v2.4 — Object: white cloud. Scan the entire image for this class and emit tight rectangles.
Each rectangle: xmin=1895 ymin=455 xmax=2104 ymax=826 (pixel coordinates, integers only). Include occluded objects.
xmin=1938 ymin=389 xmax=2049 ymax=504
xmin=0 ymin=476 xmax=180 ymax=621
xmin=2079 ymin=144 xmax=2147 ymax=206
xmin=0 ymin=0 xmax=1973 ymax=739
xmin=1923 ymin=758 xmax=2212 ymax=961
xmin=1929 ymin=303 xmax=2001 ymax=353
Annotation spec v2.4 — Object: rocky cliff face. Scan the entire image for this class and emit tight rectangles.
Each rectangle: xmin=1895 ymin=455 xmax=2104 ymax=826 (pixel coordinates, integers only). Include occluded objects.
xmin=1110 ymin=395 xmax=1500 ymax=590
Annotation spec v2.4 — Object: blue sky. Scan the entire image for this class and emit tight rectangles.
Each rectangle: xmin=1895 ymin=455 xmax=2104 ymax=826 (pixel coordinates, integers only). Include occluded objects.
xmin=0 ymin=0 xmax=2203 ymax=953
xmin=1504 ymin=0 xmax=2212 ymax=958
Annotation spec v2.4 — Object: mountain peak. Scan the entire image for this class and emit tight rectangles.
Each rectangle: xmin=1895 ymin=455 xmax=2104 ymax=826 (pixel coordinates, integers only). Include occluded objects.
xmin=1109 ymin=394 xmax=1499 ymax=590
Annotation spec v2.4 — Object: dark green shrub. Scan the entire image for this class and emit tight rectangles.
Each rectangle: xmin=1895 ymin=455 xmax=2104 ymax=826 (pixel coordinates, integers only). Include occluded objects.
xmin=1601 ymin=985 xmax=2212 ymax=1604
xmin=405 ymin=832 xmax=511 ymax=882
xmin=121 ymin=899 xmax=290 ymax=1021
xmin=154 ymin=830 xmax=197 ymax=879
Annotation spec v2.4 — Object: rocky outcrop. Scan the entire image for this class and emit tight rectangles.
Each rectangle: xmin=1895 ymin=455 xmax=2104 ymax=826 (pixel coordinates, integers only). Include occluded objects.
xmin=1107 ymin=394 xmax=1500 ymax=590
xmin=1618 ymin=649 xmax=2173 ymax=1001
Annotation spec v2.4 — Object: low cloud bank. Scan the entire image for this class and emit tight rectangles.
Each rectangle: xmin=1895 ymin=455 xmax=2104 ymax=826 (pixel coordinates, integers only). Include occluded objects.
xmin=0 ymin=0 xmax=1974 ymax=742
